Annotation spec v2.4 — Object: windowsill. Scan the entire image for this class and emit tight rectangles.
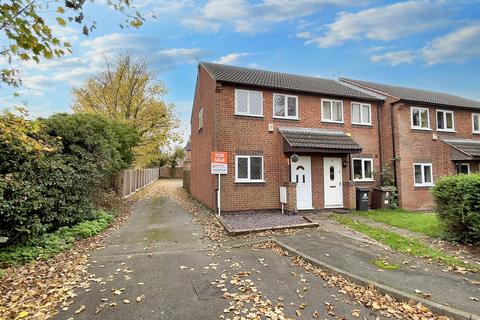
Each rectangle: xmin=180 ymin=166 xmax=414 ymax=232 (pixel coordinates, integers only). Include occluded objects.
xmin=322 ymin=120 xmax=344 ymax=124
xmin=235 ymin=180 xmax=266 ymax=184
xmin=411 ymin=127 xmax=432 ymax=131
xmin=273 ymin=116 xmax=300 ymax=121
xmin=353 ymin=179 xmax=375 ymax=183
xmin=351 ymin=123 xmax=373 ymax=127
xmin=414 ymin=184 xmax=433 ymax=188
xmin=234 ymin=114 xmax=264 ymax=119
xmin=437 ymin=129 xmax=456 ymax=133
xmin=473 ymin=132 xmax=480 ymax=135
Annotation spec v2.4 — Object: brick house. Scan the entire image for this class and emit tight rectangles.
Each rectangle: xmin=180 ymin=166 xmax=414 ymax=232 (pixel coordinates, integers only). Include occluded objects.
xmin=341 ymin=78 xmax=480 ymax=210
xmin=190 ymin=62 xmax=480 ymax=212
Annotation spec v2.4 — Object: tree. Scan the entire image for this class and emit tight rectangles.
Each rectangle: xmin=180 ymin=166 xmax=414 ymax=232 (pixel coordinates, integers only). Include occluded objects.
xmin=148 ymin=146 xmax=186 ymax=168
xmin=72 ymin=54 xmax=179 ymax=167
xmin=0 ymin=0 xmax=144 ymax=87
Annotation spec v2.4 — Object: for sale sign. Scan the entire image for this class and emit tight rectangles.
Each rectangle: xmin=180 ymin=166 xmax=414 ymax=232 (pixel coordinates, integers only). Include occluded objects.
xmin=211 ymin=152 xmax=228 ymax=174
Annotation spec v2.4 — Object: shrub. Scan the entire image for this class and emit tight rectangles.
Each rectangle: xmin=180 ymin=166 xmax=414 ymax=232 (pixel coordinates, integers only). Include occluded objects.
xmin=0 ymin=112 xmax=138 ymax=245
xmin=0 ymin=210 xmax=113 ymax=267
xmin=432 ymin=174 xmax=480 ymax=244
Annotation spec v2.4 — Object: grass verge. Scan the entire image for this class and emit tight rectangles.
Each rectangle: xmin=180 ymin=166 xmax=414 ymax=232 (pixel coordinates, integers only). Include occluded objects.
xmin=355 ymin=209 xmax=442 ymax=237
xmin=334 ymin=215 xmax=477 ymax=271
xmin=0 ymin=210 xmax=113 ymax=267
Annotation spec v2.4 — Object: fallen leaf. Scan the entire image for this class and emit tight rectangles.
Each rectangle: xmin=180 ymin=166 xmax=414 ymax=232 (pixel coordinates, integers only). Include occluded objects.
xmin=75 ymin=305 xmax=86 ymax=314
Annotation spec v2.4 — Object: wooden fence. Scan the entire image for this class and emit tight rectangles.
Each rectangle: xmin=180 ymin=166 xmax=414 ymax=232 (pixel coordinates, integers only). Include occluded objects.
xmin=117 ymin=168 xmax=159 ymax=197
xmin=183 ymin=169 xmax=191 ymax=194
xmin=159 ymin=166 xmax=183 ymax=178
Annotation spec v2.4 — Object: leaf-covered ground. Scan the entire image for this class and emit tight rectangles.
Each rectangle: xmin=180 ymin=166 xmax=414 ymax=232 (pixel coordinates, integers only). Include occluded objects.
xmin=0 ymin=203 xmax=132 ymax=320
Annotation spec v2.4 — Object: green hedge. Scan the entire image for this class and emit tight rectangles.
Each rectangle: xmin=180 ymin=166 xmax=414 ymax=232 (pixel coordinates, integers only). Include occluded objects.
xmin=0 ymin=113 xmax=138 ymax=245
xmin=0 ymin=210 xmax=113 ymax=267
xmin=432 ymin=173 xmax=480 ymax=244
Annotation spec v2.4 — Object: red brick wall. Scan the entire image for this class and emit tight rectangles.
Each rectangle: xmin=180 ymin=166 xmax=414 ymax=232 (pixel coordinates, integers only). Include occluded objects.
xmin=190 ymin=66 xmax=217 ymax=209
xmin=392 ymin=102 xmax=480 ymax=210
xmin=211 ymin=84 xmax=381 ymax=212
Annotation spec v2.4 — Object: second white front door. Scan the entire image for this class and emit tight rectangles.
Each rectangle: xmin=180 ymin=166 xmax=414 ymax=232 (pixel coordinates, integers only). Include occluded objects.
xmin=292 ymin=156 xmax=313 ymax=210
xmin=324 ymin=157 xmax=343 ymax=208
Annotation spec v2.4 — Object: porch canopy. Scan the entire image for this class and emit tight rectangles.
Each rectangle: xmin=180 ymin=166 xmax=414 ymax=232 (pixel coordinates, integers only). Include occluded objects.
xmin=278 ymin=126 xmax=362 ymax=154
xmin=443 ymin=139 xmax=480 ymax=160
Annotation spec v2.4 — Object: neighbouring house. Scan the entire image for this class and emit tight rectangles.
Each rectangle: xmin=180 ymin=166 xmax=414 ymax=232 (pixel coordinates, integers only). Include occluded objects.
xmin=341 ymin=78 xmax=480 ymax=210
xmin=190 ymin=62 xmax=480 ymax=212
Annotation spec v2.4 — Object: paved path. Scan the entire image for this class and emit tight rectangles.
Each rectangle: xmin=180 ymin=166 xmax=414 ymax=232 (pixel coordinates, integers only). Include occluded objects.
xmin=55 ymin=197 xmax=387 ymax=320
xmin=276 ymin=229 xmax=480 ymax=318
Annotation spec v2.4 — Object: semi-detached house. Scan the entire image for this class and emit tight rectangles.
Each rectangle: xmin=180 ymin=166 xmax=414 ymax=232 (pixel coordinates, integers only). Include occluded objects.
xmin=190 ymin=62 xmax=480 ymax=212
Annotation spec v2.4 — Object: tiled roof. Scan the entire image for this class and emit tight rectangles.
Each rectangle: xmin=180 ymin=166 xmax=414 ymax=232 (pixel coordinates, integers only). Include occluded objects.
xmin=341 ymin=78 xmax=480 ymax=109
xmin=278 ymin=126 xmax=362 ymax=153
xmin=443 ymin=139 xmax=480 ymax=159
xmin=200 ymin=62 xmax=381 ymax=101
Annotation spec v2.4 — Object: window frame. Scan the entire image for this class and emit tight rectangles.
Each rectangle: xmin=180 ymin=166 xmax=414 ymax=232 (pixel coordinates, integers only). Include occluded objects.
xmin=321 ymin=98 xmax=344 ymax=123
xmin=234 ymin=89 xmax=264 ymax=117
xmin=235 ymin=155 xmax=264 ymax=183
xmin=457 ymin=163 xmax=470 ymax=175
xmin=410 ymin=106 xmax=431 ymax=130
xmin=413 ymin=163 xmax=433 ymax=187
xmin=198 ymin=107 xmax=203 ymax=132
xmin=352 ymin=158 xmax=374 ymax=182
xmin=436 ymin=109 xmax=455 ymax=132
xmin=472 ymin=113 xmax=480 ymax=134
xmin=351 ymin=102 xmax=372 ymax=126
xmin=272 ymin=93 xmax=299 ymax=120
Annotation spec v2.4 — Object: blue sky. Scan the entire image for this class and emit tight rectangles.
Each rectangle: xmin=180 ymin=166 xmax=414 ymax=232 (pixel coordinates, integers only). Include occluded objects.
xmin=1 ymin=0 xmax=480 ymax=145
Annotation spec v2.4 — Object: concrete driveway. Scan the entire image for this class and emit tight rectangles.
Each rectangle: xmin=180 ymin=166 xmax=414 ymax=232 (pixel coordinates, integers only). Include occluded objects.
xmin=55 ymin=197 xmax=386 ymax=320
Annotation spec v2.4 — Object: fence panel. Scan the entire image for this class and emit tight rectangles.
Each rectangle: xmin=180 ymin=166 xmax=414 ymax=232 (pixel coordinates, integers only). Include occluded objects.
xmin=116 ymin=168 xmax=159 ymax=197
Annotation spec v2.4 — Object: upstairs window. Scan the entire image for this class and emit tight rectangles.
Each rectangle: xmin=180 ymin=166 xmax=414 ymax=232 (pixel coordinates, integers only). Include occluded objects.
xmin=273 ymin=94 xmax=298 ymax=119
xmin=473 ymin=113 xmax=480 ymax=133
xmin=352 ymin=158 xmax=373 ymax=181
xmin=235 ymin=89 xmax=263 ymax=117
xmin=352 ymin=102 xmax=371 ymax=125
xmin=411 ymin=107 xmax=430 ymax=130
xmin=322 ymin=99 xmax=343 ymax=123
xmin=436 ymin=110 xmax=454 ymax=131
xmin=414 ymin=163 xmax=433 ymax=187
xmin=235 ymin=155 xmax=264 ymax=182
xmin=198 ymin=107 xmax=203 ymax=131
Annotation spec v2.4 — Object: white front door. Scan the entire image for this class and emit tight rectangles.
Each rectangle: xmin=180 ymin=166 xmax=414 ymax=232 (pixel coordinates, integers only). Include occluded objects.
xmin=291 ymin=156 xmax=313 ymax=210
xmin=324 ymin=157 xmax=343 ymax=208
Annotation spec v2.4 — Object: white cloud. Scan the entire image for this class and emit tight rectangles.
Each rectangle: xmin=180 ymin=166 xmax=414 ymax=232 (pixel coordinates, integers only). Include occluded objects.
xmin=182 ymin=0 xmax=368 ymax=34
xmin=157 ymin=48 xmax=212 ymax=70
xmin=421 ymin=23 xmax=480 ymax=65
xmin=302 ymin=0 xmax=449 ymax=47
xmin=214 ymin=52 xmax=253 ymax=64
xmin=371 ymin=50 xmax=415 ymax=66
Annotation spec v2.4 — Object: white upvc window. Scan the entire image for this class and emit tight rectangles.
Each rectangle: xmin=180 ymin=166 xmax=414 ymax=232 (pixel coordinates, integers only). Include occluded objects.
xmin=352 ymin=158 xmax=374 ymax=181
xmin=351 ymin=102 xmax=372 ymax=125
xmin=411 ymin=107 xmax=430 ymax=130
xmin=413 ymin=163 xmax=433 ymax=187
xmin=198 ymin=107 xmax=203 ymax=131
xmin=235 ymin=155 xmax=264 ymax=183
xmin=235 ymin=89 xmax=263 ymax=117
xmin=457 ymin=163 xmax=470 ymax=175
xmin=436 ymin=109 xmax=455 ymax=131
xmin=273 ymin=93 xmax=298 ymax=119
xmin=321 ymin=99 xmax=343 ymax=123
xmin=473 ymin=113 xmax=480 ymax=133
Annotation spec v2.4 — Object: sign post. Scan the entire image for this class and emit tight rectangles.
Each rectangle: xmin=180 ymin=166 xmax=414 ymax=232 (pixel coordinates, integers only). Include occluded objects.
xmin=211 ymin=152 xmax=228 ymax=216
